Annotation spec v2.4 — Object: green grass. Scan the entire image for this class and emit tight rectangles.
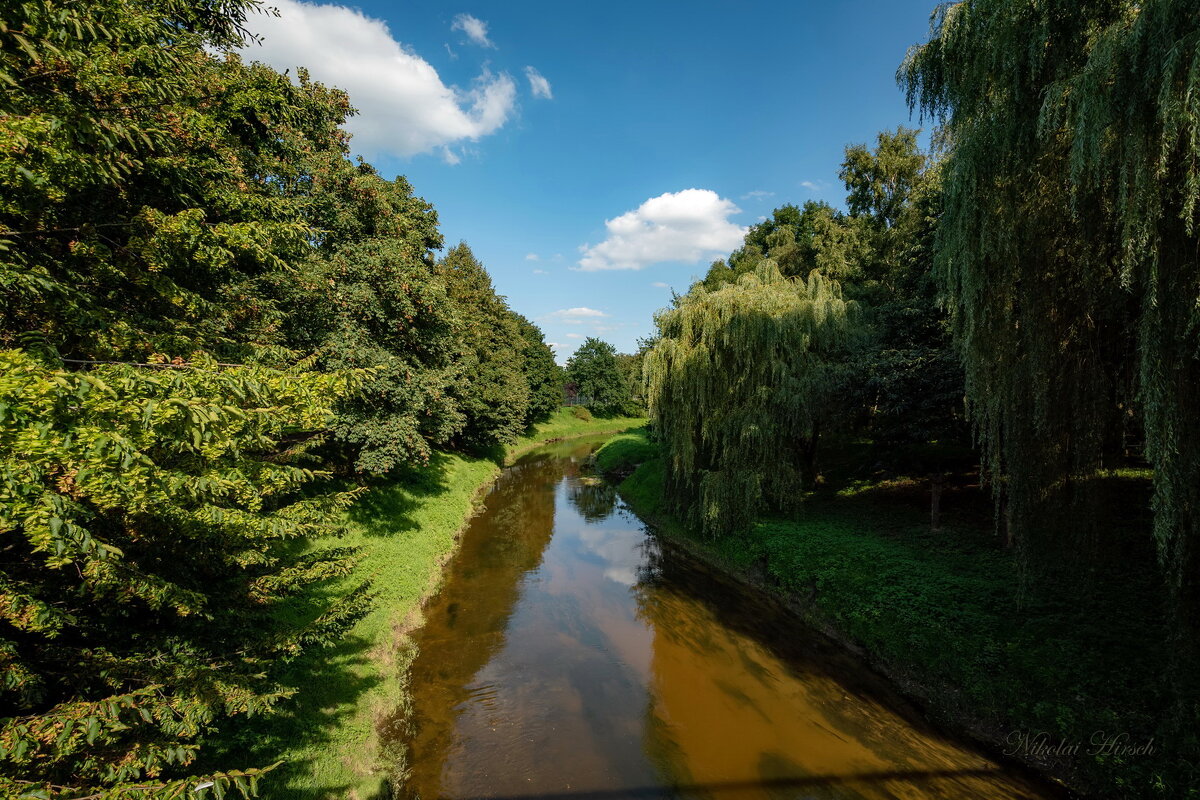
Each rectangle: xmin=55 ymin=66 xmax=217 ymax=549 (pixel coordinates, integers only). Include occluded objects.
xmin=592 ymin=425 xmax=657 ymax=475
xmin=614 ymin=443 xmax=1194 ymax=799
xmin=507 ymin=411 xmax=646 ymax=463
xmin=209 ymin=409 xmax=644 ymax=800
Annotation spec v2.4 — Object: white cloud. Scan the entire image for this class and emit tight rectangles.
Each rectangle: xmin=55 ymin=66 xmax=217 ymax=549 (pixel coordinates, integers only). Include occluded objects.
xmin=451 ymin=13 xmax=494 ymax=48
xmin=525 ymin=66 xmax=553 ymax=99
xmin=800 ymin=180 xmax=830 ymax=192
xmin=236 ymin=0 xmax=516 ymax=159
xmin=577 ymin=189 xmax=748 ymax=271
xmin=525 ymin=252 xmax=540 ymax=261
xmin=740 ymin=189 xmax=775 ymax=200
xmin=546 ymin=342 xmax=561 ymax=349
xmin=652 ymin=281 xmax=670 ymax=288
xmin=532 ymin=268 xmax=547 ymax=274
xmin=565 ymin=333 xmax=583 ymax=339
xmin=547 ymin=307 xmax=608 ymax=324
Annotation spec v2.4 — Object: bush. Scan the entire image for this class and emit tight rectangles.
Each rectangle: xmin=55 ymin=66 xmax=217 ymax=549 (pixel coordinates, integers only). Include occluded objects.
xmin=570 ymin=405 xmax=593 ymax=421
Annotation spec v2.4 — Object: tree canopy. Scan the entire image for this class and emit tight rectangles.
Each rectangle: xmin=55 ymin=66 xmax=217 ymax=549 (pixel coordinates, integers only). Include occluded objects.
xmin=646 ymin=263 xmax=857 ymax=537
xmin=437 ymin=243 xmax=531 ymax=452
xmin=564 ymin=338 xmax=632 ymax=417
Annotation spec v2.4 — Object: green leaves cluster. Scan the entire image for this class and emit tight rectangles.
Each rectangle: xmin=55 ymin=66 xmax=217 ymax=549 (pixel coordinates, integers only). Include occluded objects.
xmin=653 ymin=128 xmax=963 ymax=537
xmin=646 ymin=264 xmax=857 ymax=537
xmin=0 ymin=351 xmax=370 ymax=799
xmin=900 ymin=0 xmax=1200 ymax=632
xmin=564 ymin=338 xmax=633 ymax=418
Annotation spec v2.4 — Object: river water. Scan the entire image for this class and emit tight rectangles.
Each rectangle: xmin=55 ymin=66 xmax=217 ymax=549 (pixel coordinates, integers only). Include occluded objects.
xmin=387 ymin=437 xmax=1060 ymax=800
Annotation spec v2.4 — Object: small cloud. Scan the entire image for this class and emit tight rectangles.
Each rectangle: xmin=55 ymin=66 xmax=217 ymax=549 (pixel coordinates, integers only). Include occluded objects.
xmin=566 ymin=333 xmax=583 ymax=339
xmin=546 ymin=342 xmax=561 ymax=349
xmin=444 ymin=42 xmax=457 ymax=60
xmin=532 ymin=268 xmax=547 ymax=274
xmin=547 ymin=307 xmax=608 ymax=324
xmin=578 ymin=189 xmax=747 ymax=271
xmin=451 ymin=13 xmax=494 ymax=48
xmin=800 ymin=180 xmax=830 ymax=192
xmin=652 ymin=281 xmax=670 ymax=288
xmin=525 ymin=66 xmax=553 ymax=99
xmin=740 ymin=190 xmax=775 ymax=200
xmin=525 ymin=252 xmax=540 ymax=261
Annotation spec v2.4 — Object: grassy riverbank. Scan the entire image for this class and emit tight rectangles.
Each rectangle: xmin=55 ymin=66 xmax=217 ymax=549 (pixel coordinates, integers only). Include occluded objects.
xmin=212 ymin=410 xmax=644 ymax=799
xmin=599 ymin=429 xmax=1193 ymax=799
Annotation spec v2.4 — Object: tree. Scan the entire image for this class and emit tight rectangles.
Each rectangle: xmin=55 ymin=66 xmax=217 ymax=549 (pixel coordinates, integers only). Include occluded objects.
xmin=436 ymin=243 xmax=530 ymax=451
xmin=838 ymin=131 xmax=967 ymax=469
xmin=513 ymin=314 xmax=562 ymax=425
xmin=0 ymin=351 xmax=369 ymax=799
xmin=0 ymin=5 xmax=352 ymax=363
xmin=564 ymin=338 xmax=631 ymax=417
xmin=645 ymin=263 xmax=858 ymax=537
xmin=901 ymin=0 xmax=1199 ymax=692
xmin=290 ymin=234 xmax=465 ymax=473
xmin=276 ymin=161 xmax=465 ymax=473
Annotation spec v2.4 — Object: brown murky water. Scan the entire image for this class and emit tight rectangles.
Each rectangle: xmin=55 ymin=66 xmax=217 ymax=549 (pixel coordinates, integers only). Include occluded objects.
xmin=388 ymin=437 xmax=1060 ymax=800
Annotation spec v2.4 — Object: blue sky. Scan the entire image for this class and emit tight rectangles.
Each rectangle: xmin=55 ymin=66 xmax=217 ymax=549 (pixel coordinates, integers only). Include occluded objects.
xmin=238 ymin=1 xmax=940 ymax=360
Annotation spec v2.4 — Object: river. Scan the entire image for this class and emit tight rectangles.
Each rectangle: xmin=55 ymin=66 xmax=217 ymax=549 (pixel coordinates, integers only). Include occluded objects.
xmin=385 ymin=436 xmax=1061 ymax=800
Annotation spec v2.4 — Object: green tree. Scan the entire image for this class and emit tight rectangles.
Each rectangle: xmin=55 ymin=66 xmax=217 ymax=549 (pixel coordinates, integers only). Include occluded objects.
xmin=275 ymin=160 xmax=464 ymax=473
xmin=0 ymin=351 xmax=369 ymax=799
xmin=901 ymin=0 xmax=1199 ymax=717
xmin=645 ymin=263 xmax=858 ymax=537
xmin=899 ymin=2 xmax=1161 ymax=554
xmin=564 ymin=338 xmax=631 ymax=417
xmin=1 ymin=3 xmax=352 ymax=363
xmin=436 ymin=243 xmax=530 ymax=451
xmin=513 ymin=314 xmax=562 ymax=425
xmin=839 ymin=131 xmax=967 ymax=464
xmin=614 ymin=351 xmax=646 ymax=414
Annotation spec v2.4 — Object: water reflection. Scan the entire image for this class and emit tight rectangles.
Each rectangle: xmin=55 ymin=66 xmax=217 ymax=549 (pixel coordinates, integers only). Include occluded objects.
xmin=390 ymin=438 xmax=1059 ymax=800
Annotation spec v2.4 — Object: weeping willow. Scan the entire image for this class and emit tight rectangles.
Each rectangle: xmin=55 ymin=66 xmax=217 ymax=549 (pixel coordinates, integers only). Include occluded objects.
xmin=901 ymin=0 xmax=1200 ymax=638
xmin=645 ymin=263 xmax=857 ymax=538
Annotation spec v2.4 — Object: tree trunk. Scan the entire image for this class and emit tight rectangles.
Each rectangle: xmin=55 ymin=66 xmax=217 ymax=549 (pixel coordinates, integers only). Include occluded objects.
xmin=930 ymin=472 xmax=945 ymax=531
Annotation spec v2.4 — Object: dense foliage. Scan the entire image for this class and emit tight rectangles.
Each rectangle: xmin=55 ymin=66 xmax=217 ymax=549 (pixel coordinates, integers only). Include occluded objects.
xmin=900 ymin=0 xmax=1200 ymax=678
xmin=0 ymin=0 xmax=561 ymax=795
xmin=436 ymin=244 xmax=530 ymax=452
xmin=646 ymin=264 xmax=857 ymax=537
xmin=514 ymin=315 xmax=563 ymax=426
xmin=563 ymin=337 xmax=633 ymax=417
xmin=0 ymin=351 xmax=369 ymax=798
xmin=653 ymin=129 xmax=962 ymax=537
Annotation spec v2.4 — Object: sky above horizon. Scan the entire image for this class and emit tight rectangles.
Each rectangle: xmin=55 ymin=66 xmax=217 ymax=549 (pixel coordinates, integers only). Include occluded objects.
xmin=235 ymin=0 xmax=940 ymax=361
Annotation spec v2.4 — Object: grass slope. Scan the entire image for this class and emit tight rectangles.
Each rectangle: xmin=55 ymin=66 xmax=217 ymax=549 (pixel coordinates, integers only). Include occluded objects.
xmin=592 ymin=425 xmax=657 ymax=476
xmin=604 ymin=429 xmax=1189 ymax=799
xmin=212 ymin=410 xmax=644 ymax=799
